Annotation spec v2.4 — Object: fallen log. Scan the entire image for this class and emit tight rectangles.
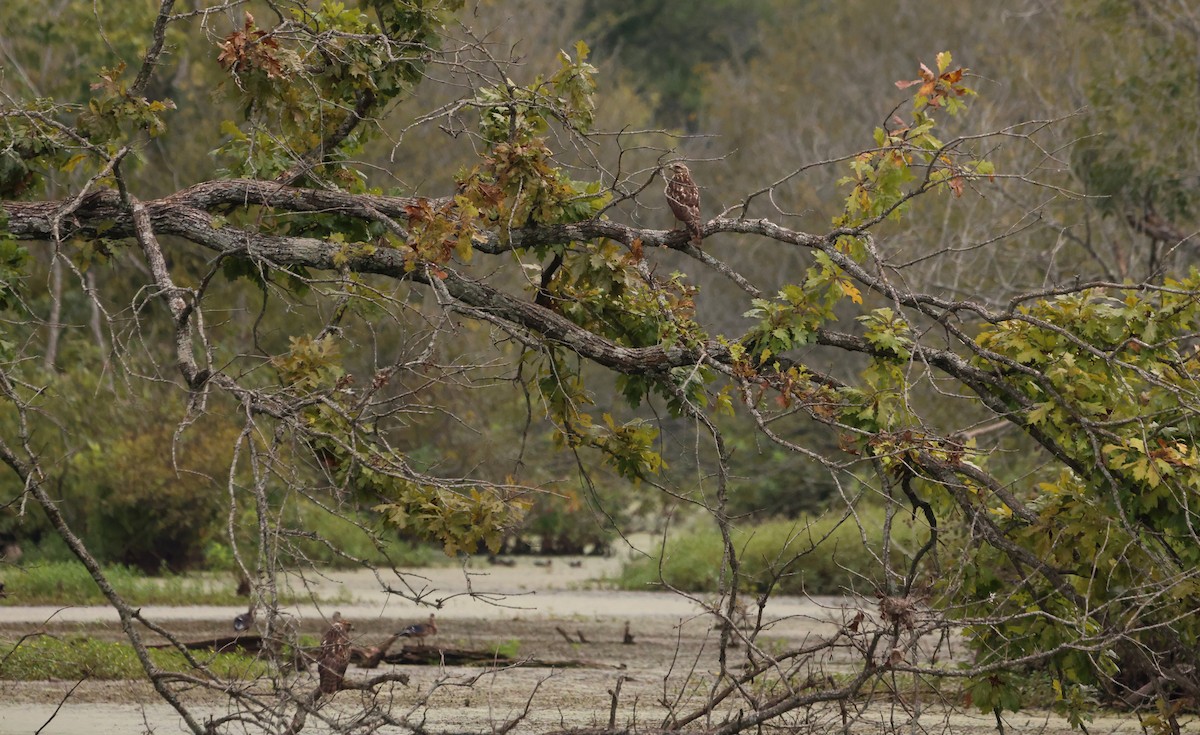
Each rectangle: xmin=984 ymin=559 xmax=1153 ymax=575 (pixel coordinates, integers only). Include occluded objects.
xmin=148 ymin=634 xmax=264 ymax=654
xmin=146 ymin=637 xmax=614 ymax=670
xmin=383 ymin=644 xmax=619 ymax=669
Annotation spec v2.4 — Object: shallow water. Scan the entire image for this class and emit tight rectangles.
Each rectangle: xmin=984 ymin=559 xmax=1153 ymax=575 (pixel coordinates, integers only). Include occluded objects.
xmin=0 ymin=557 xmax=860 ymax=733
xmin=0 ymin=556 xmax=850 ymax=629
xmin=1 ymin=702 xmax=191 ymax=735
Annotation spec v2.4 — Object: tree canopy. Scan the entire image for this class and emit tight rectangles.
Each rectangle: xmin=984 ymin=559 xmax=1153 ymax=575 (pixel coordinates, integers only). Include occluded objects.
xmin=3 ymin=0 xmax=1200 ymax=733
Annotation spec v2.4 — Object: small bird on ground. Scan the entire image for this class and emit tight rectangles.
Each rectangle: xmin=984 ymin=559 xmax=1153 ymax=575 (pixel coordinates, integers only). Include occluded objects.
xmin=397 ymin=613 xmax=438 ymax=644
xmin=233 ymin=604 xmax=255 ymax=632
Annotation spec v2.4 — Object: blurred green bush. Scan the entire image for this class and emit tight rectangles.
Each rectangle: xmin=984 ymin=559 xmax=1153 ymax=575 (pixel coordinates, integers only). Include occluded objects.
xmin=616 ymin=505 xmax=926 ymax=595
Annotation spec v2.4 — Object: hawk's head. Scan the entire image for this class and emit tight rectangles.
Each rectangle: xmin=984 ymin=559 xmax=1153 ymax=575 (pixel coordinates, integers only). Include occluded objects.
xmin=330 ymin=611 xmax=353 ymax=632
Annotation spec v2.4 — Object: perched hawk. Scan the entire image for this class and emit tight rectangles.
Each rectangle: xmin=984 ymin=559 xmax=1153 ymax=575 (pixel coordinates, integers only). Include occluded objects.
xmin=317 ymin=612 xmax=352 ymax=695
xmin=664 ymin=162 xmax=702 ymax=247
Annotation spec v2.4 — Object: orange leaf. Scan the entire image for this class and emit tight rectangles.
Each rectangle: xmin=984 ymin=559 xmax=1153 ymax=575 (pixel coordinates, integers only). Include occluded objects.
xmin=628 ymin=238 xmax=644 ymax=262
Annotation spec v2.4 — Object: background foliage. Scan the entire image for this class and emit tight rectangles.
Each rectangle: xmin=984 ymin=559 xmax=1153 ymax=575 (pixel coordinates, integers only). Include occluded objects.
xmin=2 ymin=0 xmax=1200 ymax=732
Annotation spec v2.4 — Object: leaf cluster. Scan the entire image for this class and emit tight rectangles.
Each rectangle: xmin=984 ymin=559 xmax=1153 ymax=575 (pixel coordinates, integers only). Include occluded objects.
xmin=955 ymin=278 xmax=1200 ymax=707
xmin=372 ymin=474 xmax=526 ymax=556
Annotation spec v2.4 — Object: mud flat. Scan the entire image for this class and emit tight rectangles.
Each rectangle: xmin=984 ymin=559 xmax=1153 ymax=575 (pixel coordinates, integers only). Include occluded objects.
xmin=0 ymin=558 xmax=1154 ymax=733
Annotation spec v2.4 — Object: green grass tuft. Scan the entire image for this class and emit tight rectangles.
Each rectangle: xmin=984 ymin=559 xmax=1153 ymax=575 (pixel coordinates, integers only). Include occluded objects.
xmin=0 ymin=635 xmax=270 ymax=680
xmin=616 ymin=507 xmax=926 ymax=595
xmin=491 ymin=638 xmax=521 ymax=658
xmin=0 ymin=562 xmax=245 ymax=606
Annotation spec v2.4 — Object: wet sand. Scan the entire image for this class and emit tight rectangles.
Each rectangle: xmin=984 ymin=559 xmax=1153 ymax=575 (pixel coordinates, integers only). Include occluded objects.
xmin=0 ymin=556 xmax=855 ymax=734
xmin=0 ymin=557 xmax=1155 ymax=734
xmin=0 ymin=555 xmax=851 ymax=633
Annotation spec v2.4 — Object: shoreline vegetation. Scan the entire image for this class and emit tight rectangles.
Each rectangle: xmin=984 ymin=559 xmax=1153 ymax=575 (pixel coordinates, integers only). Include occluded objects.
xmin=1 ymin=511 xmax=910 ymax=607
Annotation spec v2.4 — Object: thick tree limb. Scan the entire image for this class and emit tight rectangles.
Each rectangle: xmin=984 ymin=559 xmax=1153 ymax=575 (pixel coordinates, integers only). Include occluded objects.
xmin=0 ymin=183 xmax=1118 ymax=478
xmin=130 ymin=0 xmax=177 ymax=96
